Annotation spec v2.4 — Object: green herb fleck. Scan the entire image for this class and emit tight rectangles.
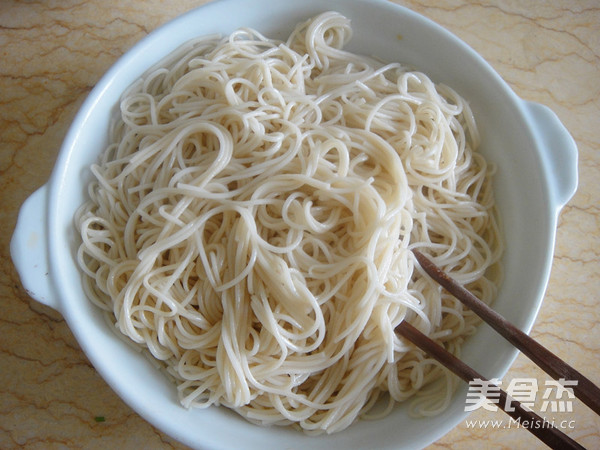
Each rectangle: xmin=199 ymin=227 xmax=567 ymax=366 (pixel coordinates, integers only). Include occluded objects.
xmin=94 ymin=416 xmax=106 ymax=423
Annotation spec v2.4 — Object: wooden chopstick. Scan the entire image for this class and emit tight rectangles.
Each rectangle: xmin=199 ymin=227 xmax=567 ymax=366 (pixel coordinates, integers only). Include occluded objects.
xmin=411 ymin=249 xmax=600 ymax=416
xmin=395 ymin=321 xmax=584 ymax=450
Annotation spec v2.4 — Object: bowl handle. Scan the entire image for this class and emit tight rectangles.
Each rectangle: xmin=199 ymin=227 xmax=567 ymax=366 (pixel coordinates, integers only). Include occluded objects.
xmin=522 ymin=101 xmax=579 ymax=210
xmin=10 ymin=184 xmax=61 ymax=313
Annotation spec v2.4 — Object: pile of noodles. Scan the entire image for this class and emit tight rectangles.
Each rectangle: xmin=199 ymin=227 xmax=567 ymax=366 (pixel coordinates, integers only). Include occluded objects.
xmin=76 ymin=11 xmax=502 ymax=434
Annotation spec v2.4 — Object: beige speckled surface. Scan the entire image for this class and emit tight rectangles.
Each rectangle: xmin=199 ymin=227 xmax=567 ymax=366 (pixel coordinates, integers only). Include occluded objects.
xmin=2 ymin=0 xmax=599 ymax=448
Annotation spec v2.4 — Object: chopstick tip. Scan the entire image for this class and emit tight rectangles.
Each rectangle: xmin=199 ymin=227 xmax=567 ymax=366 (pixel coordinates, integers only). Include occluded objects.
xmin=410 ymin=248 xmax=433 ymax=272
xmin=410 ymin=247 xmax=424 ymax=262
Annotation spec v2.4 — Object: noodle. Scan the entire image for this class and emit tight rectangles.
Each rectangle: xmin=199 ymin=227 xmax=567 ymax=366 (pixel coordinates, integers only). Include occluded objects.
xmin=75 ymin=11 xmax=502 ymax=434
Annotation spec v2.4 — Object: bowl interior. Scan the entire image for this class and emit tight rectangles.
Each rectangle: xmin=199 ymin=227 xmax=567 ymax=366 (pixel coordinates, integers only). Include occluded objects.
xmin=48 ymin=0 xmax=554 ymax=448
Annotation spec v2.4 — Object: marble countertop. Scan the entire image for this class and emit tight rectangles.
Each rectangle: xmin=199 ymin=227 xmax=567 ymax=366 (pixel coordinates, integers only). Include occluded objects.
xmin=1 ymin=0 xmax=598 ymax=448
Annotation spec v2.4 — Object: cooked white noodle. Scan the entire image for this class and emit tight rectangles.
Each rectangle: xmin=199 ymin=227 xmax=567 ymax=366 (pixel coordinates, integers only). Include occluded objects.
xmin=76 ymin=11 xmax=502 ymax=434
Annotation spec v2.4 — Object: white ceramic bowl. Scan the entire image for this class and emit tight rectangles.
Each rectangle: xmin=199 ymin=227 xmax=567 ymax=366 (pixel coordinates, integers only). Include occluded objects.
xmin=11 ymin=0 xmax=577 ymax=448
